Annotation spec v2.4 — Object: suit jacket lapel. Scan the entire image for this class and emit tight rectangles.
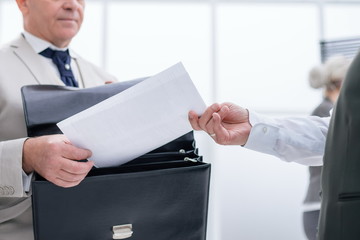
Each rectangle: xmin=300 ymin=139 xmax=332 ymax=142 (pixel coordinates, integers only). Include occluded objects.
xmin=70 ymin=50 xmax=91 ymax=88
xmin=11 ymin=35 xmax=64 ymax=86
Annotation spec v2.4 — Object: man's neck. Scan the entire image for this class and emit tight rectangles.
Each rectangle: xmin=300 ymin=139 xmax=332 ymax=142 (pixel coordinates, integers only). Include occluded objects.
xmin=23 ymin=31 xmax=69 ymax=53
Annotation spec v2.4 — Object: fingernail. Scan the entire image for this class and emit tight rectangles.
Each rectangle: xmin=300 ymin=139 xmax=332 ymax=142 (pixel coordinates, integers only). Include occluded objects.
xmin=211 ymin=103 xmax=219 ymax=111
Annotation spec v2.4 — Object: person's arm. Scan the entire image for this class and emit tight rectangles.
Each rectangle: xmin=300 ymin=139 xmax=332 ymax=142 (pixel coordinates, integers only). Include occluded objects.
xmin=0 ymin=134 xmax=94 ymax=198
xmin=189 ymin=102 xmax=329 ymax=166
xmin=245 ymin=111 xmax=329 ymax=166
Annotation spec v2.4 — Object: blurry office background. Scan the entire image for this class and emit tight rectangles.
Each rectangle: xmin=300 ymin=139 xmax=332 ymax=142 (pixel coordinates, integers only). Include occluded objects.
xmin=1 ymin=0 xmax=360 ymax=239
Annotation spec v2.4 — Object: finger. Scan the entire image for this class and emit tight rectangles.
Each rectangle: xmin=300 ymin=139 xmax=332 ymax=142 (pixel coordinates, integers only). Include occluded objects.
xmin=61 ymin=142 xmax=92 ymax=161
xmin=56 ymin=169 xmax=88 ymax=183
xmin=44 ymin=160 xmax=93 ymax=188
xmin=52 ymin=177 xmax=85 ymax=188
xmin=217 ymin=105 xmax=230 ymax=120
xmin=188 ymin=110 xmax=202 ymax=131
xmin=206 ymin=106 xmax=230 ymax=139
xmin=198 ymin=103 xmax=221 ymax=130
xmin=212 ymin=112 xmax=229 ymax=144
xmin=204 ymin=115 xmax=216 ymax=138
xmin=42 ymin=168 xmax=86 ymax=188
xmin=60 ymin=159 xmax=94 ymax=175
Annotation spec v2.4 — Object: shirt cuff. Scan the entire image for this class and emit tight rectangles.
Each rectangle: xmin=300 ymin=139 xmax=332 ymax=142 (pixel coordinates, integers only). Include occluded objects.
xmin=248 ymin=110 xmax=278 ymax=126
xmin=246 ymin=111 xmax=280 ymax=155
xmin=22 ymin=171 xmax=34 ymax=193
xmin=245 ymin=122 xmax=281 ymax=158
xmin=245 ymin=111 xmax=324 ymax=166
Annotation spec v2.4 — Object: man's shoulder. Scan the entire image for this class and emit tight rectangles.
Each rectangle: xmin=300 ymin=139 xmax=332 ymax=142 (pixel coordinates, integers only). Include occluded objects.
xmin=0 ymin=35 xmax=26 ymax=55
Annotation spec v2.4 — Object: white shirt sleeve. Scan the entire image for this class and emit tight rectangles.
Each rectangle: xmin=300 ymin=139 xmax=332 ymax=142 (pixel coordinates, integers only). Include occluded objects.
xmin=22 ymin=171 xmax=33 ymax=193
xmin=244 ymin=111 xmax=330 ymax=166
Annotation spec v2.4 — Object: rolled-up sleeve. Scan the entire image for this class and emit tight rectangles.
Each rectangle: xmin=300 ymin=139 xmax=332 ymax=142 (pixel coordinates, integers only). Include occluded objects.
xmin=245 ymin=111 xmax=330 ymax=166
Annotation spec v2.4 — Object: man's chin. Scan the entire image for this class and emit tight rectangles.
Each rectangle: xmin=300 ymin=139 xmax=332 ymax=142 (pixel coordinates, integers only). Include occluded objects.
xmin=57 ymin=20 xmax=81 ymax=31
xmin=52 ymin=31 xmax=78 ymax=47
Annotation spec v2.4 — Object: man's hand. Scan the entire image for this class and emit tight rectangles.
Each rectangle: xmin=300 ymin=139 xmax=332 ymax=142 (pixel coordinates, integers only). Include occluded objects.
xmin=189 ymin=102 xmax=252 ymax=146
xmin=22 ymin=134 xmax=93 ymax=188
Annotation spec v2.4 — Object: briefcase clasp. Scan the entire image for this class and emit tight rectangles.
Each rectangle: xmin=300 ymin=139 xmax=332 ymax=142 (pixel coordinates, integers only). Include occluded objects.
xmin=112 ymin=224 xmax=133 ymax=239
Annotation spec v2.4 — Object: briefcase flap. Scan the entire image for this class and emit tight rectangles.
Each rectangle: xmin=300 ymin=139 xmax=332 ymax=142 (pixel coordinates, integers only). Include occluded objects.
xmin=21 ymin=79 xmax=144 ymax=137
xmin=32 ymin=161 xmax=211 ymax=240
xmin=21 ymin=79 xmax=195 ymax=153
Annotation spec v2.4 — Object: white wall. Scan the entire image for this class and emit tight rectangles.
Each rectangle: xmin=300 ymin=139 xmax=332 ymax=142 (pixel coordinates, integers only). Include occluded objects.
xmin=214 ymin=4 xmax=319 ymax=239
xmin=324 ymin=4 xmax=360 ymax=39
xmin=2 ymin=1 xmax=360 ymax=240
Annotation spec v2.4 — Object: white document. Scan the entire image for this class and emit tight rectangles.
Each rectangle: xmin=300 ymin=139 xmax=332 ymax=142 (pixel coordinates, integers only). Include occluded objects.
xmin=57 ymin=62 xmax=206 ymax=168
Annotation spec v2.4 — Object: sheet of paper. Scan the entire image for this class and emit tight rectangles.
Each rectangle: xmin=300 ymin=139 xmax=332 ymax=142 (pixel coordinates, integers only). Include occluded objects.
xmin=57 ymin=62 xmax=206 ymax=168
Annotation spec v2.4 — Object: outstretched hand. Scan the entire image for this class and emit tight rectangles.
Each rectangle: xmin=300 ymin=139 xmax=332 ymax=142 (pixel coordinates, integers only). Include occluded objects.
xmin=189 ymin=102 xmax=252 ymax=146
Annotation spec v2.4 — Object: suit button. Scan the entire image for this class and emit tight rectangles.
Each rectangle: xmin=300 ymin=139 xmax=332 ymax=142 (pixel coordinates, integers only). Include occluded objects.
xmin=3 ymin=186 xmax=10 ymax=195
xmin=8 ymin=186 xmax=15 ymax=195
xmin=262 ymin=127 xmax=268 ymax=134
xmin=0 ymin=186 xmax=15 ymax=196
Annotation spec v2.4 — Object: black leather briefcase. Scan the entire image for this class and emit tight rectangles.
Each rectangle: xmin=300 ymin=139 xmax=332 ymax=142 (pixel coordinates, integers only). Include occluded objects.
xmin=21 ymin=80 xmax=210 ymax=240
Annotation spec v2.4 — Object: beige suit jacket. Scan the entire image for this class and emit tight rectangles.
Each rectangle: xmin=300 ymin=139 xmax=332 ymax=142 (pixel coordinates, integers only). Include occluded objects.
xmin=0 ymin=35 xmax=117 ymax=239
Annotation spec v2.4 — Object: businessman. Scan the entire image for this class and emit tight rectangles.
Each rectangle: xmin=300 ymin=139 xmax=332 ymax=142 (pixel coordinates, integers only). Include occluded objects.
xmin=189 ymin=53 xmax=360 ymax=239
xmin=0 ymin=0 xmax=117 ymax=239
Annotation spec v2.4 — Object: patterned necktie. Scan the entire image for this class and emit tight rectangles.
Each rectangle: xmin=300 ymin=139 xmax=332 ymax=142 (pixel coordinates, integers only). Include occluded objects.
xmin=39 ymin=48 xmax=78 ymax=87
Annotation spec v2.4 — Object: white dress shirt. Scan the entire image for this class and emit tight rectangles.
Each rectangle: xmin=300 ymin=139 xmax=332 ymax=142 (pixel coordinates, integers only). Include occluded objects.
xmin=23 ymin=31 xmax=83 ymax=87
xmin=245 ymin=111 xmax=330 ymax=166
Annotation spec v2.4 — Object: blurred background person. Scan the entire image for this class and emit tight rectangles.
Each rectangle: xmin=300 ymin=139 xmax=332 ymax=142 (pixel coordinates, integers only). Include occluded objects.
xmin=302 ymin=55 xmax=351 ymax=240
